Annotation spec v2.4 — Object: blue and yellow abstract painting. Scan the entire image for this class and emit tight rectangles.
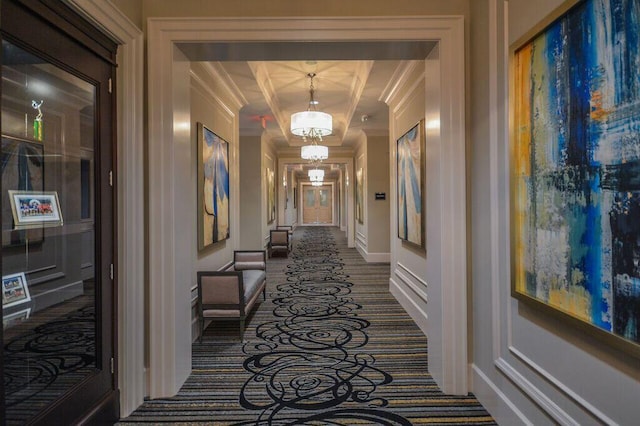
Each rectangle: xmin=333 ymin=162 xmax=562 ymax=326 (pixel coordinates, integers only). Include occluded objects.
xmin=397 ymin=120 xmax=424 ymax=248
xmin=200 ymin=124 xmax=229 ymax=248
xmin=513 ymin=0 xmax=640 ymax=348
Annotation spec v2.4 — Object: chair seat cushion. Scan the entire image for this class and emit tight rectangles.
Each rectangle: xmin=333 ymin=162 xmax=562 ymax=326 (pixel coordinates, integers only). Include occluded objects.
xmin=242 ymin=270 xmax=266 ymax=302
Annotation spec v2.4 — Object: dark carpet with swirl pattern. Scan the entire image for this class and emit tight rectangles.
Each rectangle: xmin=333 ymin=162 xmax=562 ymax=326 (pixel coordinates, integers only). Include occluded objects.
xmin=120 ymin=226 xmax=495 ymax=425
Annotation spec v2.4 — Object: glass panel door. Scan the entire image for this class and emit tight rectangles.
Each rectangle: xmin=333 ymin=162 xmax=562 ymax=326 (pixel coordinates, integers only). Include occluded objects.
xmin=303 ymin=188 xmax=317 ymax=224
xmin=317 ymin=187 xmax=332 ymax=223
xmin=302 ymin=185 xmax=333 ymax=224
xmin=1 ymin=40 xmax=99 ymax=424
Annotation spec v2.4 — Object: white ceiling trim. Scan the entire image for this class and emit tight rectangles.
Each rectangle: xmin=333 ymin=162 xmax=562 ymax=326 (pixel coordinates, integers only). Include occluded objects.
xmin=248 ymin=62 xmax=291 ymax=139
xmin=200 ymin=62 xmax=247 ymax=110
xmin=379 ymin=60 xmax=420 ymax=105
xmin=340 ymin=60 xmax=374 ymax=142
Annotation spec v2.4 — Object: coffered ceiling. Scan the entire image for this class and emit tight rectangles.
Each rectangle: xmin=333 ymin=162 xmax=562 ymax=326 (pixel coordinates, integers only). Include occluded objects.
xmin=181 ymin=40 xmax=436 ymax=178
xmin=217 ymin=59 xmax=401 ymax=150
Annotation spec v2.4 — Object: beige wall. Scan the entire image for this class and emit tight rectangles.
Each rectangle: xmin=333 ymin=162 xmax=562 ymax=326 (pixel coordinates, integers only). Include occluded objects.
xmin=111 ymin=0 xmax=142 ymax=28
xmin=239 ymin=136 xmax=262 ymax=249
xmin=191 ymin=62 xmax=237 ymax=270
xmin=262 ymin=134 xmax=277 ymax=248
xmin=366 ymin=134 xmax=390 ymax=256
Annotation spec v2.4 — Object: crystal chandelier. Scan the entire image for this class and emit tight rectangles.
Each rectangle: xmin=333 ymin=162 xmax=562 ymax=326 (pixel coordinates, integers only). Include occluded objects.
xmin=291 ymin=73 xmax=331 ymax=161
xmin=311 ymin=181 xmax=323 ymax=187
xmin=308 ymin=168 xmax=325 ymax=182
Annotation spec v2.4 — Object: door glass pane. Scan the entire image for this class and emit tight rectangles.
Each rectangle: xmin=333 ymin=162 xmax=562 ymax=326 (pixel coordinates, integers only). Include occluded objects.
xmin=305 ymin=189 xmax=315 ymax=207
xmin=2 ymin=40 xmax=97 ymax=423
xmin=319 ymin=189 xmax=329 ymax=207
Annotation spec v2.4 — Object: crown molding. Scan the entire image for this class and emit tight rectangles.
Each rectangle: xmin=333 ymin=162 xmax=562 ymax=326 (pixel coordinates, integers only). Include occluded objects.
xmin=379 ymin=60 xmax=419 ymax=105
xmin=201 ymin=62 xmax=248 ymax=111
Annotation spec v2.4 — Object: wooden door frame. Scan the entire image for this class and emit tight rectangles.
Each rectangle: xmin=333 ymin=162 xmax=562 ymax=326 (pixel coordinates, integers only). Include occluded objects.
xmin=1 ymin=0 xmax=121 ymax=422
xmin=301 ymin=182 xmax=336 ymax=226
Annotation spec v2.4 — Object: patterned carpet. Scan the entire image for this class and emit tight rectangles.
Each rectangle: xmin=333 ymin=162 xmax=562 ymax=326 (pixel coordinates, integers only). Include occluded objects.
xmin=3 ymin=296 xmax=96 ymax=424
xmin=120 ymin=226 xmax=495 ymax=425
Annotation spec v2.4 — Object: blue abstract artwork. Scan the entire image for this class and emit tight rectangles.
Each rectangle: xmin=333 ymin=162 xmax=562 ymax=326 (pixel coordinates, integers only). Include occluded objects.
xmin=198 ymin=123 xmax=229 ymax=249
xmin=397 ymin=120 xmax=424 ymax=248
xmin=512 ymin=0 xmax=640 ymax=350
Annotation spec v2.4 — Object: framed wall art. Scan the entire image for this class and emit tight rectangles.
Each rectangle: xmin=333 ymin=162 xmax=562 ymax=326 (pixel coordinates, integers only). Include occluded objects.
xmin=396 ymin=120 xmax=425 ymax=249
xmin=3 ymin=307 xmax=31 ymax=329
xmin=9 ymin=190 xmax=63 ymax=228
xmin=197 ymin=122 xmax=230 ymax=251
xmin=293 ymin=186 xmax=297 ymax=209
xmin=267 ymin=167 xmax=275 ymax=223
xmin=1 ymin=136 xmax=45 ymax=246
xmin=2 ymin=272 xmax=31 ymax=308
xmin=355 ymin=167 xmax=363 ymax=224
xmin=511 ymin=0 xmax=640 ymax=355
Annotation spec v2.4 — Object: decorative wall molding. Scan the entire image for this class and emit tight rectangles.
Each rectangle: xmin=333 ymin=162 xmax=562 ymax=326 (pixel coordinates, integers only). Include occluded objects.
xmin=389 ymin=277 xmax=428 ymax=335
xmin=508 ymin=347 xmax=615 ymax=425
xmin=29 ymin=272 xmax=66 ymax=286
xmin=394 ymin=264 xmax=428 ymax=303
xmin=495 ymin=357 xmax=578 ymax=426
xmin=64 ymin=0 xmax=145 ymax=417
xmin=471 ymin=363 xmax=530 ymax=425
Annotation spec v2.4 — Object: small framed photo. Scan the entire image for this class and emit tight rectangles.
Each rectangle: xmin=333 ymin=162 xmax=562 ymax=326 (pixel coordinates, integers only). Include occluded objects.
xmin=3 ymin=307 xmax=31 ymax=329
xmin=2 ymin=272 xmax=31 ymax=308
xmin=9 ymin=190 xmax=63 ymax=228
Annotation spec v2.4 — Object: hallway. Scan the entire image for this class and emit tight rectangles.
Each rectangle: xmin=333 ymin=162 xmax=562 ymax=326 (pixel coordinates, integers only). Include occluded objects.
xmin=120 ymin=227 xmax=494 ymax=424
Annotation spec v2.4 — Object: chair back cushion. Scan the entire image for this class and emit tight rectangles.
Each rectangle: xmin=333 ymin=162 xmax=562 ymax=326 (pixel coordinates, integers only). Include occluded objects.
xmin=234 ymin=251 xmax=266 ymax=270
xmin=270 ymin=230 xmax=288 ymax=245
xmin=200 ymin=274 xmax=240 ymax=305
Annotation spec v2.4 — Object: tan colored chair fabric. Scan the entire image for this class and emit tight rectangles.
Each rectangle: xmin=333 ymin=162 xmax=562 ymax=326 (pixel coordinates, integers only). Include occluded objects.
xmin=197 ymin=250 xmax=267 ymax=341
xmin=268 ymin=229 xmax=290 ymax=258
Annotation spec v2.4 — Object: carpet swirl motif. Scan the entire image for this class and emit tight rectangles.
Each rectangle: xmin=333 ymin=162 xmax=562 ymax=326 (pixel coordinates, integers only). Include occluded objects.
xmin=239 ymin=227 xmax=411 ymax=425
xmin=4 ymin=306 xmax=96 ymax=408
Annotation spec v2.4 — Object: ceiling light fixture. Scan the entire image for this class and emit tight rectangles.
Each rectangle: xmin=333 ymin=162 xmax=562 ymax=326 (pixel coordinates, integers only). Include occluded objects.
xmin=311 ymin=181 xmax=323 ymax=187
xmin=291 ymin=73 xmax=331 ymax=162
xmin=308 ymin=168 xmax=325 ymax=182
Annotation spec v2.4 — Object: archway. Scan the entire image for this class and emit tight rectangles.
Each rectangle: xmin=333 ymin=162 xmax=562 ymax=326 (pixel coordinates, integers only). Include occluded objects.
xmin=146 ymin=16 xmax=467 ymax=402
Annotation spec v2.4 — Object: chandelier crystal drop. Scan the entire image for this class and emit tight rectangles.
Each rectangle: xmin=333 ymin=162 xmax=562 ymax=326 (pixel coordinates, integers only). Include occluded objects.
xmin=301 ymin=144 xmax=328 ymax=162
xmin=292 ymin=73 xmax=331 ymax=161
xmin=308 ymin=168 xmax=325 ymax=182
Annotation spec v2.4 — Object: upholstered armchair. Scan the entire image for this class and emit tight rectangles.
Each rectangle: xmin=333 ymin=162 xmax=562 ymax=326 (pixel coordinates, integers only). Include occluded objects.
xmin=268 ymin=229 xmax=290 ymax=258
xmin=197 ymin=250 xmax=267 ymax=342
xmin=276 ymin=225 xmax=293 ymax=246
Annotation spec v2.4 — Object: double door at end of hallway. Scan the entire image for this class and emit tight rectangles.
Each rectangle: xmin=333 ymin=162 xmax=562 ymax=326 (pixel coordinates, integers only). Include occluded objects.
xmin=302 ymin=185 xmax=332 ymax=224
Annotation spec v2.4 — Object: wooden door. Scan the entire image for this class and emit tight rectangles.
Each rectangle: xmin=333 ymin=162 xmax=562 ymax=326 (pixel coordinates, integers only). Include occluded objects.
xmin=1 ymin=0 xmax=117 ymax=423
xmin=302 ymin=185 xmax=333 ymax=224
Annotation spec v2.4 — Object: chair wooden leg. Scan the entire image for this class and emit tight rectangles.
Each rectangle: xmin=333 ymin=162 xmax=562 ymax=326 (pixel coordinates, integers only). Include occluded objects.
xmin=263 ymin=287 xmax=266 ymax=301
xmin=199 ymin=319 xmax=204 ymax=343
xmin=239 ymin=319 xmax=245 ymax=341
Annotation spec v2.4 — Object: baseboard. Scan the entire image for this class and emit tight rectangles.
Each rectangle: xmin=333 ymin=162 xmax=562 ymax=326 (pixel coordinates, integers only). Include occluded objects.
xmin=365 ymin=252 xmax=390 ymax=263
xmin=389 ymin=277 xmax=428 ymax=336
xmin=471 ymin=364 xmax=531 ymax=425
